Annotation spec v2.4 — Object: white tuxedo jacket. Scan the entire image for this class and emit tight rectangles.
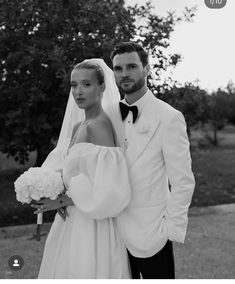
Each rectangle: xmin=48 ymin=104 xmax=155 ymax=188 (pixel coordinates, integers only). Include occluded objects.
xmin=113 ymin=90 xmax=195 ymax=258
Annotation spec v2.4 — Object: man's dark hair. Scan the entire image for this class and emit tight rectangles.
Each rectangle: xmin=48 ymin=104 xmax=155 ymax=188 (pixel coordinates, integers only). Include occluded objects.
xmin=110 ymin=42 xmax=149 ymax=67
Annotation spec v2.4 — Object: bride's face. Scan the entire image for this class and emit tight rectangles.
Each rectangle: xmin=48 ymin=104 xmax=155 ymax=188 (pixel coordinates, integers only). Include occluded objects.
xmin=70 ymin=68 xmax=104 ymax=109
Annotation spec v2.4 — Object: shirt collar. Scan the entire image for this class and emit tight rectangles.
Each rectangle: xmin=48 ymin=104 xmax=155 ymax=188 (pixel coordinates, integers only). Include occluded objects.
xmin=123 ymin=89 xmax=151 ymax=114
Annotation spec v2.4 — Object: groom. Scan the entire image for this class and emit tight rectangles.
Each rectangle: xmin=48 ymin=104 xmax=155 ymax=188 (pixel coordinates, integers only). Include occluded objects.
xmin=110 ymin=42 xmax=195 ymax=279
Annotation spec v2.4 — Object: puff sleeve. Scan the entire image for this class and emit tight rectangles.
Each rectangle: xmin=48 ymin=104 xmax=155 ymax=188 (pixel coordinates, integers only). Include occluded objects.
xmin=63 ymin=143 xmax=131 ymax=220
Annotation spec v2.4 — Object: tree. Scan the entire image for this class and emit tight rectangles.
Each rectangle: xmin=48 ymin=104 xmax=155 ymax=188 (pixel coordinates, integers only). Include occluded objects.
xmin=128 ymin=3 xmax=197 ymax=95
xmin=227 ymin=95 xmax=235 ymax=125
xmin=209 ymin=89 xmax=229 ymax=146
xmin=226 ymin=81 xmax=235 ymax=125
xmin=157 ymin=83 xmax=210 ymax=136
xmin=0 ymin=0 xmax=135 ymax=165
xmin=0 ymin=0 xmax=195 ymax=165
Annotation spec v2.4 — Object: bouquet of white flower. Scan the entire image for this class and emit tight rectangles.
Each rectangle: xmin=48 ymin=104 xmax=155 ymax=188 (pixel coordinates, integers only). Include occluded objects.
xmin=14 ymin=167 xmax=64 ymax=240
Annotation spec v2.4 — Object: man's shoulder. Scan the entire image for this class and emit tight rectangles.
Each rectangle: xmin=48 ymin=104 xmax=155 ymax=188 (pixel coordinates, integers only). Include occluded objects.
xmin=150 ymin=94 xmax=179 ymax=116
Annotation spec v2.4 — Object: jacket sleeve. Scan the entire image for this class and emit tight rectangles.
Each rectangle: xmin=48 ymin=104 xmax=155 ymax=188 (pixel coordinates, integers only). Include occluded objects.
xmin=162 ymin=111 xmax=195 ymax=243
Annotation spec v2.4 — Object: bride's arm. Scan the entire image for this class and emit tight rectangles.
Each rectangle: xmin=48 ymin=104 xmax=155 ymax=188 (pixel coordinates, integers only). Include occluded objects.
xmin=65 ymin=120 xmax=131 ymax=220
xmin=32 ymin=119 xmax=117 ymax=214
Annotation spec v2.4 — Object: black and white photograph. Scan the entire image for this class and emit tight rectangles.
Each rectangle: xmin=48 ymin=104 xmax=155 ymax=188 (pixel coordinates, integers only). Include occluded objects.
xmin=0 ymin=0 xmax=234 ymax=280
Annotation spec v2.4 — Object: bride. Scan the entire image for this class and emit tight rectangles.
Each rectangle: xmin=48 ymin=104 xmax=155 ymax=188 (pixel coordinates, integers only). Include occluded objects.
xmin=31 ymin=59 xmax=131 ymax=278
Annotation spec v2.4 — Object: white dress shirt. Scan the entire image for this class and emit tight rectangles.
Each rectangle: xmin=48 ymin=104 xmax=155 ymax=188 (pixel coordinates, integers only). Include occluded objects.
xmin=122 ymin=90 xmax=151 ymax=153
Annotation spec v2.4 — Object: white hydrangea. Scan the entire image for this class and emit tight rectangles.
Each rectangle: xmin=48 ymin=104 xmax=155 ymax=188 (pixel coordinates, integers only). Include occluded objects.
xmin=14 ymin=167 xmax=64 ymax=204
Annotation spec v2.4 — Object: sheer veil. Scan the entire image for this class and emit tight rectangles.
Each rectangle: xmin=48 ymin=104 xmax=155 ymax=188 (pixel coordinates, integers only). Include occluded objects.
xmin=42 ymin=58 xmax=121 ymax=171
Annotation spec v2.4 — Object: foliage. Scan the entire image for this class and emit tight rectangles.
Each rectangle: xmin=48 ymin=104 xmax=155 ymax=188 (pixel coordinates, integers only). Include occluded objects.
xmin=209 ymin=90 xmax=229 ymax=127
xmin=157 ymin=83 xmax=210 ymax=136
xmin=129 ymin=3 xmax=197 ymax=94
xmin=227 ymin=95 xmax=235 ymax=125
xmin=225 ymin=81 xmax=235 ymax=125
xmin=209 ymin=89 xmax=230 ymax=145
xmin=0 ymin=0 xmax=196 ymax=165
xmin=0 ymin=0 xmax=135 ymax=165
xmin=155 ymin=81 xmax=235 ymax=143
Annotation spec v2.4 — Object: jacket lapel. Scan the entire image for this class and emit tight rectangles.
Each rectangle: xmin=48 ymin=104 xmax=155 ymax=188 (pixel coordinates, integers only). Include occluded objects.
xmin=125 ymin=93 xmax=161 ymax=167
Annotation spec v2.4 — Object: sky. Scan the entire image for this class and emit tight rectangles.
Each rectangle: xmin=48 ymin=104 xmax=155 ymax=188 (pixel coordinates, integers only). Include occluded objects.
xmin=126 ymin=0 xmax=235 ymax=92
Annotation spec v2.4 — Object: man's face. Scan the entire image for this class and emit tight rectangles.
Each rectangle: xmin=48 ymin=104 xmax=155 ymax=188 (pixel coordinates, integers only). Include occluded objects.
xmin=112 ymin=52 xmax=148 ymax=94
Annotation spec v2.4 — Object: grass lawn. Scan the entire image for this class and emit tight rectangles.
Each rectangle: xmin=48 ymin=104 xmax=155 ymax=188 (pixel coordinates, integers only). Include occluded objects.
xmin=0 ymin=125 xmax=235 ymax=227
xmin=190 ymin=124 xmax=235 ymax=206
xmin=191 ymin=147 xmax=235 ymax=206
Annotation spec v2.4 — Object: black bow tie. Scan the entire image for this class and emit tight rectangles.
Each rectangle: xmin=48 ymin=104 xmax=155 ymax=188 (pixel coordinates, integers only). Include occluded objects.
xmin=119 ymin=102 xmax=138 ymax=123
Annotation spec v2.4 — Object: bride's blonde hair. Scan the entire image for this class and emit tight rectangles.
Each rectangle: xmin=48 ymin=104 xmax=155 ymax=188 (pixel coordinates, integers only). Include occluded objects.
xmin=73 ymin=61 xmax=105 ymax=85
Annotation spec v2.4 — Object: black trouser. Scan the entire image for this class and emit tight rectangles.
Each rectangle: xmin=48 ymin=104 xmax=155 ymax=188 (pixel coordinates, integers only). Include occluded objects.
xmin=127 ymin=240 xmax=175 ymax=279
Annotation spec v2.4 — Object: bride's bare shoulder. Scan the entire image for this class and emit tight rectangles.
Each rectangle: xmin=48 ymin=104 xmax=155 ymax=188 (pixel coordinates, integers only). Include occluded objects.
xmin=86 ymin=116 xmax=115 ymax=147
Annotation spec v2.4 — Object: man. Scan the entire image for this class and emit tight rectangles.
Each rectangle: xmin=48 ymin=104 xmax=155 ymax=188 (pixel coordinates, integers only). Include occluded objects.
xmin=110 ymin=42 xmax=195 ymax=279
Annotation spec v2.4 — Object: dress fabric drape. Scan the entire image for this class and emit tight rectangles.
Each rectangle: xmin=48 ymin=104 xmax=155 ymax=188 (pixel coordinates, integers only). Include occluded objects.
xmin=38 ymin=143 xmax=131 ymax=279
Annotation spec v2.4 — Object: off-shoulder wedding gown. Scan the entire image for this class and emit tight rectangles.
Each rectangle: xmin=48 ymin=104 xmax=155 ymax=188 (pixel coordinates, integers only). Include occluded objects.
xmin=38 ymin=143 xmax=131 ymax=279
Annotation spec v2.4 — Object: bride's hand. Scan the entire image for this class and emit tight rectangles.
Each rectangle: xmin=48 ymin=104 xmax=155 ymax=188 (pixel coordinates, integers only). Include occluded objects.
xmin=31 ymin=196 xmax=65 ymax=213
xmin=31 ymin=197 xmax=69 ymax=222
xmin=57 ymin=207 xmax=68 ymax=221
xmin=31 ymin=195 xmax=73 ymax=214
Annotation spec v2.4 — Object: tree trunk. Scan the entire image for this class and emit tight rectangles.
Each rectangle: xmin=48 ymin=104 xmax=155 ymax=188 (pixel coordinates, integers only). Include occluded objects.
xmin=212 ymin=123 xmax=218 ymax=146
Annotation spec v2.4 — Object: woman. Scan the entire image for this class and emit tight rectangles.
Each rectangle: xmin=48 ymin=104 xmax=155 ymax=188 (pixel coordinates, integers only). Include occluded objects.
xmin=32 ymin=59 xmax=131 ymax=278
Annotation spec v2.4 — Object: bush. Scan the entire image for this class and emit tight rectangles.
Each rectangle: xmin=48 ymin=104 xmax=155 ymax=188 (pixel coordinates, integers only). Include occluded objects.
xmin=0 ymin=205 xmax=56 ymax=227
